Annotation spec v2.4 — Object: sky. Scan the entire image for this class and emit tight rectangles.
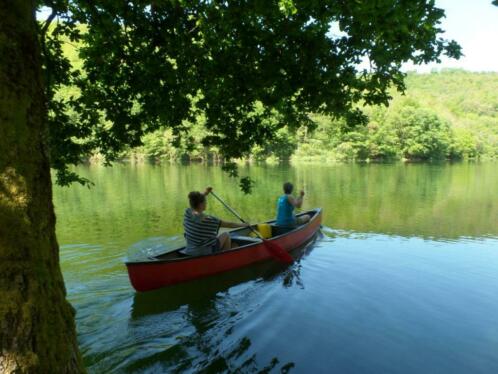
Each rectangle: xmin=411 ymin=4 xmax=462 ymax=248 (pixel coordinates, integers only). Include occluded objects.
xmin=37 ymin=0 xmax=498 ymax=72
xmin=404 ymin=0 xmax=498 ymax=72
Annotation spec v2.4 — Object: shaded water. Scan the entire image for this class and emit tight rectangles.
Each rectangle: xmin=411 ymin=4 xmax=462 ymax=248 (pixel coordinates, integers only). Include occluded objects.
xmin=53 ymin=163 xmax=498 ymax=373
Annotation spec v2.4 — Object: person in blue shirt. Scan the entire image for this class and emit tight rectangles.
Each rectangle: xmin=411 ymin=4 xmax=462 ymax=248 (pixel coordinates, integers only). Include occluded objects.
xmin=275 ymin=182 xmax=310 ymax=228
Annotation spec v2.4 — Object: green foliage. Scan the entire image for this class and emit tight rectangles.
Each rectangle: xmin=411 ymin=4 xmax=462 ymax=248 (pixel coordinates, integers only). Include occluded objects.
xmin=38 ymin=0 xmax=461 ymax=189
xmin=239 ymin=177 xmax=255 ymax=194
xmin=251 ymin=128 xmax=297 ymax=161
xmin=139 ymin=130 xmax=177 ymax=160
xmin=49 ymin=43 xmax=498 ymax=165
xmin=388 ymin=103 xmax=452 ymax=160
xmin=292 ymin=70 xmax=498 ymax=162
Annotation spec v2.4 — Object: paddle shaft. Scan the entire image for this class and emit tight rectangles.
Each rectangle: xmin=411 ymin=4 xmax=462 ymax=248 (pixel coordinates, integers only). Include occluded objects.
xmin=209 ymin=191 xmax=263 ymax=239
xmin=210 ymin=190 xmax=294 ymax=264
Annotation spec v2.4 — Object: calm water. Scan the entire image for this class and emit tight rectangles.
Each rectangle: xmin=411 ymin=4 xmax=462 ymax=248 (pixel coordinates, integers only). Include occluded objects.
xmin=53 ymin=163 xmax=498 ymax=373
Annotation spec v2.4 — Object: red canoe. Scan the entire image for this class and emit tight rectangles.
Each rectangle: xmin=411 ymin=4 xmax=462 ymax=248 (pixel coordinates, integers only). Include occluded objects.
xmin=126 ymin=208 xmax=322 ymax=292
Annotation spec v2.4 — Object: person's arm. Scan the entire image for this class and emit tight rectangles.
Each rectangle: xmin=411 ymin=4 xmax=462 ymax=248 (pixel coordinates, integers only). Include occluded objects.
xmin=288 ymin=190 xmax=305 ymax=208
xmin=220 ymin=220 xmax=250 ymax=228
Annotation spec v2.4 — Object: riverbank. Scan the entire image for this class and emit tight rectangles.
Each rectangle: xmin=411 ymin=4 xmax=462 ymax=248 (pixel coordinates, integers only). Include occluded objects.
xmin=82 ymin=154 xmax=496 ymax=170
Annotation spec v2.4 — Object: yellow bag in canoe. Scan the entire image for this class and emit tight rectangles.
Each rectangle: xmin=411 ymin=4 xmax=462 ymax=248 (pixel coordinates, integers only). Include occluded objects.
xmin=249 ymin=223 xmax=272 ymax=239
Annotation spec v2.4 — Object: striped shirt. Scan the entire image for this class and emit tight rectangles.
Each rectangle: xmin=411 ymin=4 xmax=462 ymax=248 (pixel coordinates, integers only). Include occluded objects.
xmin=183 ymin=208 xmax=221 ymax=252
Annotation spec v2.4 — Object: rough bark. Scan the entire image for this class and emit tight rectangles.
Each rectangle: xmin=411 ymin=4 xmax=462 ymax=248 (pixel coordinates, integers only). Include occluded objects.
xmin=0 ymin=1 xmax=84 ymax=373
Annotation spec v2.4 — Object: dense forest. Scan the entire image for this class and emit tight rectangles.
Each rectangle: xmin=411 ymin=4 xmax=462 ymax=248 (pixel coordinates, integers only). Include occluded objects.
xmin=58 ymin=39 xmax=497 ymax=163
xmin=118 ymin=70 xmax=498 ymax=163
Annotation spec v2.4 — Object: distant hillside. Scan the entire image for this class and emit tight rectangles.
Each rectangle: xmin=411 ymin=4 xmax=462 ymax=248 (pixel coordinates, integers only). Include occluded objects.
xmin=402 ymin=70 xmax=497 ymax=155
xmin=291 ymin=70 xmax=498 ymax=162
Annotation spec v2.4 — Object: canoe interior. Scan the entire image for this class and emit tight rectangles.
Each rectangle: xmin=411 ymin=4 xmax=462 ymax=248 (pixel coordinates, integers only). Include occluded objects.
xmin=131 ymin=209 xmax=320 ymax=263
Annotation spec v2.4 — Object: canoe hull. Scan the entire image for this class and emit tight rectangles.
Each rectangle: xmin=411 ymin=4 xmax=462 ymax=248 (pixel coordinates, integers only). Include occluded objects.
xmin=126 ymin=208 xmax=322 ymax=292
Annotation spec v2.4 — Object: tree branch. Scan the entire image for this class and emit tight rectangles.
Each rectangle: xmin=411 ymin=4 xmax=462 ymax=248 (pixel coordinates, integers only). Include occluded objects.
xmin=41 ymin=9 xmax=57 ymax=37
xmin=39 ymin=9 xmax=58 ymax=99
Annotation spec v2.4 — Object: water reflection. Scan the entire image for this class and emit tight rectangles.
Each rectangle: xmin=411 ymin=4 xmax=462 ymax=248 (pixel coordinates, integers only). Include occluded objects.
xmin=131 ymin=234 xmax=319 ymax=318
xmin=52 ymin=163 xmax=498 ymax=373
xmin=131 ymin=261 xmax=286 ymax=319
xmin=54 ymin=163 xmax=498 ymax=247
xmin=124 ymin=237 xmax=319 ymax=372
xmin=128 ymin=269 xmax=304 ymax=372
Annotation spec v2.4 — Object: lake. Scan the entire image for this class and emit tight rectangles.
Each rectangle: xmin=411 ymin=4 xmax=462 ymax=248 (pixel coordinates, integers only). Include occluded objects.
xmin=53 ymin=162 xmax=498 ymax=373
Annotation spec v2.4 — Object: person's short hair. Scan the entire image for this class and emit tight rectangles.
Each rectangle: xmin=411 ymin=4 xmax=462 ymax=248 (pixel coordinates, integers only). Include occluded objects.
xmin=188 ymin=191 xmax=206 ymax=209
xmin=283 ymin=182 xmax=293 ymax=194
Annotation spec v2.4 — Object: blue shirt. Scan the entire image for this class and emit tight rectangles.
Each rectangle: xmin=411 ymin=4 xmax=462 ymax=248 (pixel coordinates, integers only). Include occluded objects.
xmin=276 ymin=195 xmax=296 ymax=226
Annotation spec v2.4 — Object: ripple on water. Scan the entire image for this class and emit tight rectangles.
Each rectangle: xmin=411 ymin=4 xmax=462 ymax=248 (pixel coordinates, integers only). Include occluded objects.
xmin=53 ymin=163 xmax=498 ymax=373
xmin=61 ymin=231 xmax=498 ymax=373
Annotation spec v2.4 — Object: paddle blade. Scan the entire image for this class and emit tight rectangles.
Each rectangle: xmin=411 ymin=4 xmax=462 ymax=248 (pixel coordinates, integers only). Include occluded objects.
xmin=263 ymin=240 xmax=294 ymax=264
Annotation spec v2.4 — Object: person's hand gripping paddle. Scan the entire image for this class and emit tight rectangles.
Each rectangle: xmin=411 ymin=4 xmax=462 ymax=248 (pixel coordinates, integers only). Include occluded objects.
xmin=209 ymin=191 xmax=294 ymax=264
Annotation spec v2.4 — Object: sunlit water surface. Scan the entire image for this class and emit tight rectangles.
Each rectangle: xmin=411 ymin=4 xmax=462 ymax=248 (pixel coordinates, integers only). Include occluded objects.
xmin=53 ymin=163 xmax=498 ymax=373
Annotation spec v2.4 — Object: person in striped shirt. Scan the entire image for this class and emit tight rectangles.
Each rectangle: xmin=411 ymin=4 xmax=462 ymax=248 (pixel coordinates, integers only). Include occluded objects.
xmin=183 ymin=187 xmax=250 ymax=256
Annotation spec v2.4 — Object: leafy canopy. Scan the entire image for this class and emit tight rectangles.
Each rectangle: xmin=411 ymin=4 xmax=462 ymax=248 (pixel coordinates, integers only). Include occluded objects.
xmin=38 ymin=0 xmax=462 ymax=191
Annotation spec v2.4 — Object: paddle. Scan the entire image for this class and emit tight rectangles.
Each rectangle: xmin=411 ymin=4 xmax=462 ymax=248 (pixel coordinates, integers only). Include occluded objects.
xmin=209 ymin=191 xmax=294 ymax=264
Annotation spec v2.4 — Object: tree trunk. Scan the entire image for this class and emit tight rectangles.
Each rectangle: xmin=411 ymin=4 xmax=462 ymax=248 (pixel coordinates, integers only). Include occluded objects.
xmin=0 ymin=1 xmax=84 ymax=373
